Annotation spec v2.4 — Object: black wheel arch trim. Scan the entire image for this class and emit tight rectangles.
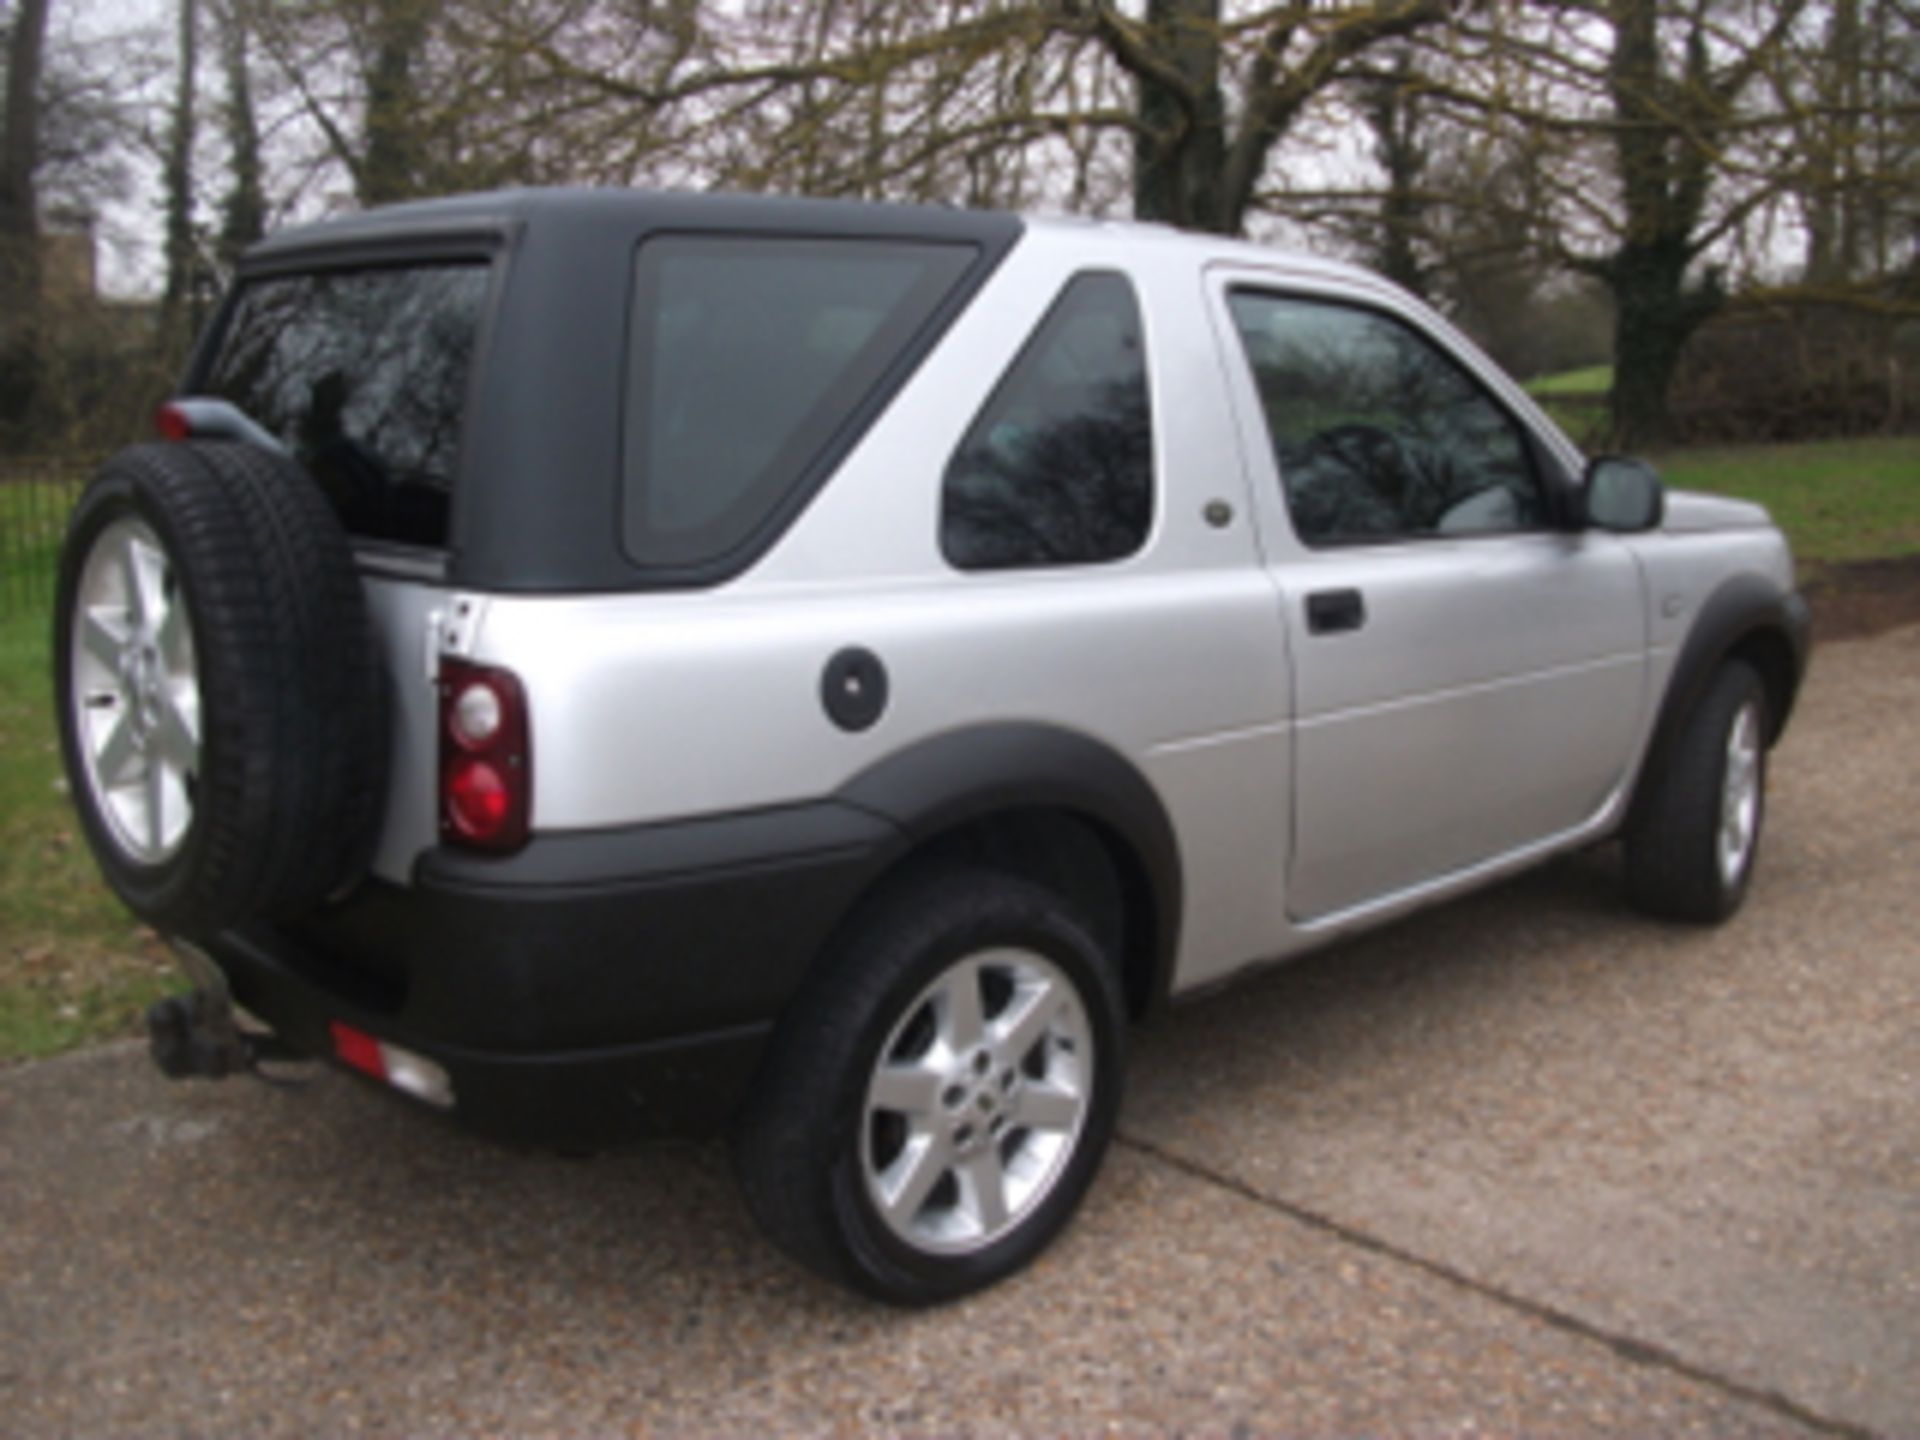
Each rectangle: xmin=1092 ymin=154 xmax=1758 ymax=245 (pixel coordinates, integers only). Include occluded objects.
xmin=1628 ymin=573 xmax=1810 ymax=832
xmin=833 ymin=722 xmax=1184 ymax=1009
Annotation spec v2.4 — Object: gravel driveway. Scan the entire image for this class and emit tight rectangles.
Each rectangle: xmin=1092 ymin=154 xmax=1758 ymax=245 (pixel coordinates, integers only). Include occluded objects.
xmin=4 ymin=624 xmax=1915 ymax=1437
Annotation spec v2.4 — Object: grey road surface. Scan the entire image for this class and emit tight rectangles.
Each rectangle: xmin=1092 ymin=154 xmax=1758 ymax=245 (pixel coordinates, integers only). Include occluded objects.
xmin=4 ymin=624 xmax=1916 ymax=1437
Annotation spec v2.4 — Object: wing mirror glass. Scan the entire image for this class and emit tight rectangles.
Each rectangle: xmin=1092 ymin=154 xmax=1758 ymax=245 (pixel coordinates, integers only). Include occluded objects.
xmin=1582 ymin=456 xmax=1664 ymax=533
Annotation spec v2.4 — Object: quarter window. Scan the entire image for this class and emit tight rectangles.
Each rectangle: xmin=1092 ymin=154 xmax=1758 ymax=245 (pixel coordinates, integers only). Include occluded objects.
xmin=624 ymin=236 xmax=976 ymax=569
xmin=942 ymin=272 xmax=1153 ymax=570
xmin=1227 ymin=292 xmax=1543 ymax=546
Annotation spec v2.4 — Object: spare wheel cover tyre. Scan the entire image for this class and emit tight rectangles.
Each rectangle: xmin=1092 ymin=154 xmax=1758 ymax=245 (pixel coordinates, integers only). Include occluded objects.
xmin=54 ymin=441 xmax=388 ymax=937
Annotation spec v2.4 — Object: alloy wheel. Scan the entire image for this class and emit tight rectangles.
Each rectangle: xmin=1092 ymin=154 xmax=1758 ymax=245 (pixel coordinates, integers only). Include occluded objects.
xmin=860 ymin=947 xmax=1093 ymax=1255
xmin=68 ymin=516 xmax=201 ymax=864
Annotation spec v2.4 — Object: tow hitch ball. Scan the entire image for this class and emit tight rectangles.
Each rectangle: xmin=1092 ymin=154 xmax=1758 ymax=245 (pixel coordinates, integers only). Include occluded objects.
xmin=147 ymin=942 xmax=304 ymax=1080
xmin=147 ymin=989 xmax=245 ymax=1079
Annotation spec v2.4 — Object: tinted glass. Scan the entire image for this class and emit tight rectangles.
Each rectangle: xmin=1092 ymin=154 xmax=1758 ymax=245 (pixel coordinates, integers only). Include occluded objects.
xmin=942 ymin=272 xmax=1153 ymax=570
xmin=624 ymin=236 xmax=975 ymax=568
xmin=1227 ymin=293 xmax=1541 ymax=546
xmin=201 ymin=263 xmax=489 ymax=548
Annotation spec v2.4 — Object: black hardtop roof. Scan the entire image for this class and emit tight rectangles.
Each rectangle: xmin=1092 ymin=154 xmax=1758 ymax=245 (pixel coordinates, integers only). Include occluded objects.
xmin=244 ymin=186 xmax=1022 ymax=266
xmin=215 ymin=185 xmax=1027 ymax=592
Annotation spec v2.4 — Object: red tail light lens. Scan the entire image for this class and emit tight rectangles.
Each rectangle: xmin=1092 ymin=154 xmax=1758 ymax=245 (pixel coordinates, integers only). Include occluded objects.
xmin=446 ymin=757 xmax=511 ymax=837
xmin=438 ymin=659 xmax=530 ymax=852
xmin=154 ymin=402 xmax=191 ymax=442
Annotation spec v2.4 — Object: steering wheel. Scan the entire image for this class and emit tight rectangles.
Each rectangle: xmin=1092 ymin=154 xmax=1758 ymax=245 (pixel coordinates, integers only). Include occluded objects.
xmin=1287 ymin=423 xmax=1421 ymax=539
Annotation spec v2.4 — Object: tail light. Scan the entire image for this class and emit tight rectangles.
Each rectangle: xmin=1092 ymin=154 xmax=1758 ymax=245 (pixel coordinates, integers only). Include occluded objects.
xmin=154 ymin=402 xmax=192 ymax=442
xmin=152 ymin=396 xmax=292 ymax=456
xmin=438 ymin=658 xmax=531 ymax=852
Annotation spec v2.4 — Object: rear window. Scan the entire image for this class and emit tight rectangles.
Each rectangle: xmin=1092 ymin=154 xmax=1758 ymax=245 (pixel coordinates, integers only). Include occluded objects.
xmin=623 ymin=236 xmax=975 ymax=568
xmin=200 ymin=263 xmax=490 ymax=548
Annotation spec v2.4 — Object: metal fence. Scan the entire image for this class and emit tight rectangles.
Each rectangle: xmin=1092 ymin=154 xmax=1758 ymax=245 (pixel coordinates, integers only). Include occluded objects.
xmin=0 ymin=461 xmax=85 ymax=619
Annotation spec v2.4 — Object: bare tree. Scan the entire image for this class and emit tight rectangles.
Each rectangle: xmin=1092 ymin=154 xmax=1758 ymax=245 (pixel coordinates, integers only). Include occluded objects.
xmin=159 ymin=0 xmax=201 ymax=351
xmin=1408 ymin=1 xmax=1818 ymax=445
xmin=157 ymin=0 xmax=1912 ymax=449
xmin=1064 ymin=0 xmax=1454 ymax=233
xmin=411 ymin=1 xmax=1459 ymax=231
xmin=360 ymin=0 xmax=429 ymax=204
xmin=1784 ymin=0 xmax=1920 ymax=288
xmin=247 ymin=0 xmax=448 ymax=208
xmin=1 ymin=0 xmax=53 ymax=424
xmin=1356 ymin=44 xmax=1429 ymax=295
xmin=1600 ymin=0 xmax=1816 ymax=445
xmin=1800 ymin=0 xmax=1862 ymax=283
xmin=215 ymin=0 xmax=264 ymax=272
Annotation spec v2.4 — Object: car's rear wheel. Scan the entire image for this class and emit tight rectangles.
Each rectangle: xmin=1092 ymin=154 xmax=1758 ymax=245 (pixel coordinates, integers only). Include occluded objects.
xmin=733 ymin=866 xmax=1125 ymax=1305
xmin=1625 ymin=659 xmax=1769 ymax=923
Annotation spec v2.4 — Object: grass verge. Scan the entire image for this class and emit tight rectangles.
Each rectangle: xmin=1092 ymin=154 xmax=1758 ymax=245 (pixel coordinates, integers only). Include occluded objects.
xmin=1525 ymin=367 xmax=1612 ymax=446
xmin=1653 ymin=436 xmax=1920 ymax=568
xmin=0 ymin=588 xmax=177 ymax=1065
xmin=1526 ymin=364 xmax=1614 ymax=398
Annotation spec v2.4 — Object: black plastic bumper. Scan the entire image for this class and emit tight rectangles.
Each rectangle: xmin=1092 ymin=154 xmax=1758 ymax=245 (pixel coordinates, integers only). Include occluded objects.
xmin=199 ymin=799 xmax=903 ymax=1147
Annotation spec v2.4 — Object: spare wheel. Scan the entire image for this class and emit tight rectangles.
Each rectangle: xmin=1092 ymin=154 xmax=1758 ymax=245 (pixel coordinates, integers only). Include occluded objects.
xmin=54 ymin=440 xmax=388 ymax=937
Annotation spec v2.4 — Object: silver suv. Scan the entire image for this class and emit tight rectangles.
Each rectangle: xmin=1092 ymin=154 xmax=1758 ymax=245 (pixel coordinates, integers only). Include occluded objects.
xmin=54 ymin=189 xmax=1808 ymax=1303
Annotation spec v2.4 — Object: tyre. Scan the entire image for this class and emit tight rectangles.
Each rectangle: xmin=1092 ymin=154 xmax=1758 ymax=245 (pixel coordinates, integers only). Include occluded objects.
xmin=733 ymin=866 xmax=1126 ymax=1305
xmin=1625 ymin=659 xmax=1768 ymax=924
xmin=53 ymin=441 xmax=387 ymax=937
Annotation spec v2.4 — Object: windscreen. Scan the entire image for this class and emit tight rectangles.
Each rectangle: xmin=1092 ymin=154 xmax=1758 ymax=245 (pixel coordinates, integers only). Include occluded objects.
xmin=200 ymin=262 xmax=491 ymax=548
xmin=623 ymin=236 xmax=975 ymax=568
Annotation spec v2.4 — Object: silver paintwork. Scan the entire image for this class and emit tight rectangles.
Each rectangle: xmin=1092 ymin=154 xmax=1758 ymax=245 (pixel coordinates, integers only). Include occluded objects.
xmin=861 ymin=947 xmax=1093 ymax=1254
xmin=430 ymin=592 xmax=487 ymax=666
xmin=69 ymin=517 xmax=201 ymax=864
xmin=1624 ymin=523 xmax=1795 ymax=773
xmin=1663 ymin=491 xmax=1772 ymax=533
xmin=348 ymin=218 xmax=1796 ymax=994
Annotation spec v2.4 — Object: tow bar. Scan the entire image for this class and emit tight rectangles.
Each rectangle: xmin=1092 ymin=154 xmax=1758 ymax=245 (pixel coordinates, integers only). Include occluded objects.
xmin=146 ymin=941 xmax=308 ymax=1081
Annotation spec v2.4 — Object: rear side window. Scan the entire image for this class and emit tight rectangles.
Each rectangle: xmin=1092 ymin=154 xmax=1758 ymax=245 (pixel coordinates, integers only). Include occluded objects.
xmin=623 ymin=236 xmax=975 ymax=568
xmin=200 ymin=263 xmax=490 ymax=548
xmin=941 ymin=272 xmax=1153 ymax=570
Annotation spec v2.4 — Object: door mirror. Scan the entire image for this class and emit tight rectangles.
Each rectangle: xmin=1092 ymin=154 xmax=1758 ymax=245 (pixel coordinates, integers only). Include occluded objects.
xmin=1582 ymin=456 xmax=1664 ymax=533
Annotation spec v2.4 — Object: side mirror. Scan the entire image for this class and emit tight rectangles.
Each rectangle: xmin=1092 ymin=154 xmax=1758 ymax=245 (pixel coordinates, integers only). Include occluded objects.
xmin=1581 ymin=456 xmax=1664 ymax=533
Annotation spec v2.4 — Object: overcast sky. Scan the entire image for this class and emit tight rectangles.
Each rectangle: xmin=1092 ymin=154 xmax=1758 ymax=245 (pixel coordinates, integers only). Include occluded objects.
xmin=59 ymin=0 xmax=168 ymax=297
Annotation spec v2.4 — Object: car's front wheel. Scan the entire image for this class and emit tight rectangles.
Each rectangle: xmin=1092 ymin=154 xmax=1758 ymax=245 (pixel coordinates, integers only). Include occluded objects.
xmin=1626 ymin=659 xmax=1769 ymax=923
xmin=733 ymin=866 xmax=1125 ymax=1305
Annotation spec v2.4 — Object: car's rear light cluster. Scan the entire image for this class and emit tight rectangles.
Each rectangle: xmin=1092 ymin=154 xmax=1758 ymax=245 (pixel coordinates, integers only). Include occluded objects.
xmin=438 ymin=658 xmax=531 ymax=852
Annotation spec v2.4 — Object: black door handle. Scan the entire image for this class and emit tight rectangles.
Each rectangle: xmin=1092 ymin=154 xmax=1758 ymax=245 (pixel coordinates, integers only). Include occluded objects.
xmin=1305 ymin=588 xmax=1366 ymax=635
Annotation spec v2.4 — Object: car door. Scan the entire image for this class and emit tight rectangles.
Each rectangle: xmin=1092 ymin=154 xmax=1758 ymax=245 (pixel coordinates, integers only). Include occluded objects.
xmin=1213 ymin=275 xmax=1648 ymax=923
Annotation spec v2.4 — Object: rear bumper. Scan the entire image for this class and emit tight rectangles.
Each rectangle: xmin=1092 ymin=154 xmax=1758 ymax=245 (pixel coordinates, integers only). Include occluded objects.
xmin=204 ymin=923 xmax=775 ymax=1146
xmin=198 ymin=800 xmax=903 ymax=1146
